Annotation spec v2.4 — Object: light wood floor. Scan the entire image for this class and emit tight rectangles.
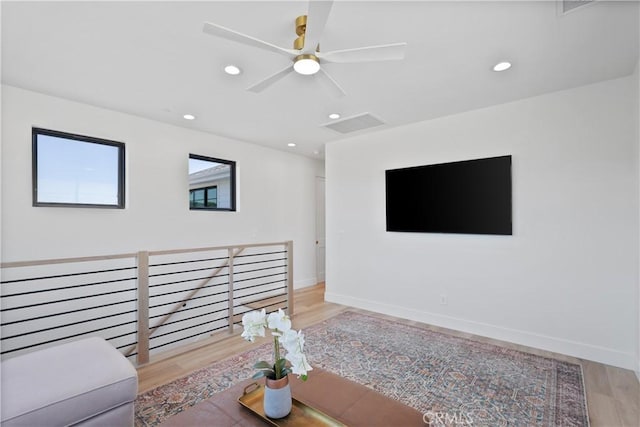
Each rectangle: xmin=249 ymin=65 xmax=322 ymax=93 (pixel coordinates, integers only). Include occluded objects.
xmin=137 ymin=284 xmax=640 ymax=426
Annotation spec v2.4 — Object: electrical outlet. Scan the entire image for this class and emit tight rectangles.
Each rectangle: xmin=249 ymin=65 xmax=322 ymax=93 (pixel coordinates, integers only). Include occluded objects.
xmin=440 ymin=295 xmax=448 ymax=305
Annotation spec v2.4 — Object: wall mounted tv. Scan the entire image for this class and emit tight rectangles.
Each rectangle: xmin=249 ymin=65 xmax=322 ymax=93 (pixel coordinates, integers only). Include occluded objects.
xmin=385 ymin=155 xmax=512 ymax=235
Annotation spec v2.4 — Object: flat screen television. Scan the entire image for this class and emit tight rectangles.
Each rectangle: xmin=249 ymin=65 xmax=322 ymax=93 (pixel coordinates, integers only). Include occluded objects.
xmin=385 ymin=155 xmax=512 ymax=235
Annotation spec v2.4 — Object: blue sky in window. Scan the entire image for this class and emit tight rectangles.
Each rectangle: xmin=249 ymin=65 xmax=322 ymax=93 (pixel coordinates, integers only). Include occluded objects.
xmin=189 ymin=158 xmax=222 ymax=174
xmin=37 ymin=134 xmax=120 ymax=204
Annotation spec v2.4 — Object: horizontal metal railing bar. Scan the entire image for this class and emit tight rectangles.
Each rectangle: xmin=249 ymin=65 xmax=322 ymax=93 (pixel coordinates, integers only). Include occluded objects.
xmin=235 ymin=294 xmax=287 ymax=306
xmin=233 ymin=250 xmax=286 ymax=259
xmin=148 ymin=300 xmax=228 ymax=319
xmin=1 ymin=325 xmax=137 ymax=355
xmin=233 ymin=258 xmax=287 ymax=268
xmin=247 ymin=299 xmax=288 ymax=311
xmin=233 ymin=296 xmax=286 ymax=310
xmin=151 ymin=307 xmax=229 ymax=329
xmin=233 ymin=272 xmax=286 ymax=285
xmin=234 ymin=280 xmax=288 ymax=293
xmin=0 ymin=300 xmax=137 ymax=325
xmin=148 ymin=265 xmax=229 ymax=279
xmin=0 ymin=288 xmax=137 ymax=312
xmin=148 ymin=291 xmax=228 ymax=309
xmin=234 ymin=287 xmax=286 ymax=301
xmin=0 ymin=253 xmax=138 ymax=269
xmin=233 ymin=265 xmax=287 ymax=276
xmin=233 ymin=298 xmax=287 ymax=316
xmin=1 ymin=314 xmax=137 ymax=340
xmin=149 ymin=284 xmax=229 ymax=299
xmin=0 ymin=266 xmax=137 ymax=285
xmin=149 ymin=324 xmax=228 ymax=351
xmin=235 ymin=281 xmax=287 ymax=294
xmin=149 ymin=276 xmax=229 ymax=289
xmin=148 ymin=255 xmax=229 ymax=268
xmin=233 ymin=285 xmax=287 ymax=306
xmin=150 ymin=317 xmax=225 ymax=340
xmin=232 ymin=306 xmax=289 ymax=322
xmin=104 ymin=330 xmax=138 ymax=342
xmin=1 ymin=318 xmax=137 ymax=341
xmin=2 ymin=277 xmax=137 ymax=298
xmin=116 ymin=342 xmax=138 ymax=351
xmin=147 ymin=241 xmax=289 ymax=257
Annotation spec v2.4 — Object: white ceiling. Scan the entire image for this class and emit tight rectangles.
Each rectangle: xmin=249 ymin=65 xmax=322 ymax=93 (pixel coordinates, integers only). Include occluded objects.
xmin=2 ymin=1 xmax=638 ymax=158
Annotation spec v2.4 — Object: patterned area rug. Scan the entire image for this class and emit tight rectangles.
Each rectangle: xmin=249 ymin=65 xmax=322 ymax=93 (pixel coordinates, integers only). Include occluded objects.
xmin=135 ymin=311 xmax=589 ymax=426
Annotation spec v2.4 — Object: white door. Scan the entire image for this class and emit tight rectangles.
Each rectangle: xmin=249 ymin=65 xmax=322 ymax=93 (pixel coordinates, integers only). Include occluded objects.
xmin=315 ymin=177 xmax=326 ymax=283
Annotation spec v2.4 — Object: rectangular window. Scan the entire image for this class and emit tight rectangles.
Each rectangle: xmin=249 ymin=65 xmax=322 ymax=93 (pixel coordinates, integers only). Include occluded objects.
xmin=189 ymin=186 xmax=217 ymax=209
xmin=188 ymin=154 xmax=235 ymax=211
xmin=32 ymin=128 xmax=125 ymax=208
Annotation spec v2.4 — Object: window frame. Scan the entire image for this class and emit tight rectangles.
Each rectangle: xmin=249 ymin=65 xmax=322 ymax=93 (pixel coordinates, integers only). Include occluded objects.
xmin=188 ymin=154 xmax=236 ymax=212
xmin=32 ymin=127 xmax=126 ymax=209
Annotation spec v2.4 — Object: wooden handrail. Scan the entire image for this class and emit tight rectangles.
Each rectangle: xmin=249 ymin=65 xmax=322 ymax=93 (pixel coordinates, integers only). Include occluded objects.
xmin=0 ymin=241 xmax=288 ymax=269
xmin=0 ymin=252 xmax=137 ymax=268
xmin=147 ymin=241 xmax=289 ymax=257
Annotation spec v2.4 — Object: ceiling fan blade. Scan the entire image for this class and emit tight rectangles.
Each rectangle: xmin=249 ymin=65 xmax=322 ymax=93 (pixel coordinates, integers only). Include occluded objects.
xmin=318 ymin=42 xmax=407 ymax=63
xmin=302 ymin=0 xmax=334 ymax=54
xmin=203 ymin=22 xmax=296 ymax=57
xmin=246 ymin=65 xmax=294 ymax=93
xmin=317 ymin=68 xmax=346 ymax=97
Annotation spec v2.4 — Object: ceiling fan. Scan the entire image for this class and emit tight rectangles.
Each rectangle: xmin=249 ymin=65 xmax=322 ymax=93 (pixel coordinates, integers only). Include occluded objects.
xmin=202 ymin=0 xmax=407 ymax=96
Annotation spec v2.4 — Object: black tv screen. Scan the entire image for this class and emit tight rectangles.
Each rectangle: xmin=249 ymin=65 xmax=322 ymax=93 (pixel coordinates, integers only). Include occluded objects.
xmin=385 ymin=155 xmax=512 ymax=235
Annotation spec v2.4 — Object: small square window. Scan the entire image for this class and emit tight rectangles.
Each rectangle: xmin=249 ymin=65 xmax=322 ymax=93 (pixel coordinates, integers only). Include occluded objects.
xmin=189 ymin=154 xmax=235 ymax=211
xmin=32 ymin=128 xmax=125 ymax=208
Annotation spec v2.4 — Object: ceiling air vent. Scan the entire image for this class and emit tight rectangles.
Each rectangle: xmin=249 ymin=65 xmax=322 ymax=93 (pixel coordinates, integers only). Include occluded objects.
xmin=561 ymin=0 xmax=595 ymax=14
xmin=321 ymin=113 xmax=385 ymax=134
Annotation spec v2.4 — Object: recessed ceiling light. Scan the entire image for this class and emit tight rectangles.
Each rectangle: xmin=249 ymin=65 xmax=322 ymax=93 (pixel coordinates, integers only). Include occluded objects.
xmin=329 ymin=113 xmax=340 ymax=120
xmin=287 ymin=143 xmax=297 ymax=147
xmin=313 ymin=150 xmax=320 ymax=155
xmin=493 ymin=61 xmax=512 ymax=72
xmin=183 ymin=114 xmax=196 ymax=120
xmin=224 ymin=65 xmax=241 ymax=75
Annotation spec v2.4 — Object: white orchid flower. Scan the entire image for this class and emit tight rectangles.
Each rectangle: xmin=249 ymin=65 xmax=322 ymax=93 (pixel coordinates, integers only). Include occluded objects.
xmin=286 ymin=351 xmax=313 ymax=378
xmin=280 ymin=329 xmax=305 ymax=354
xmin=267 ymin=308 xmax=291 ymax=335
xmin=241 ymin=309 xmax=267 ymax=342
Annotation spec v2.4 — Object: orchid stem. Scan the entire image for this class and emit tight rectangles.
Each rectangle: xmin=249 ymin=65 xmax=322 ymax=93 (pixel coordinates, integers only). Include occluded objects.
xmin=274 ymin=334 xmax=282 ymax=379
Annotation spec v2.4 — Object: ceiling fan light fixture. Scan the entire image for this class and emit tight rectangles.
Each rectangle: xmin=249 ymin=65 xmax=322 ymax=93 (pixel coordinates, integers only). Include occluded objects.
xmin=293 ymin=54 xmax=320 ymax=75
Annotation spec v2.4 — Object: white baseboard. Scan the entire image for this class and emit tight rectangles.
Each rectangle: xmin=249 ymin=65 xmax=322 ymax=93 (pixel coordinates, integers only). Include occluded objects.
xmin=294 ymin=277 xmax=318 ymax=289
xmin=325 ymin=291 xmax=637 ymax=371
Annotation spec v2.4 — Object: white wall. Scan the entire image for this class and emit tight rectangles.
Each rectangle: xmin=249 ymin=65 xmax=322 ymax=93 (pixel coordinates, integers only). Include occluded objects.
xmin=1 ymin=85 xmax=323 ymax=288
xmin=325 ymin=75 xmax=638 ymax=370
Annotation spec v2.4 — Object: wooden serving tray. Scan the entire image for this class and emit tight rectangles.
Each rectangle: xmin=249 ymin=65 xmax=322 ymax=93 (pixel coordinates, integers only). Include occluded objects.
xmin=238 ymin=383 xmax=346 ymax=427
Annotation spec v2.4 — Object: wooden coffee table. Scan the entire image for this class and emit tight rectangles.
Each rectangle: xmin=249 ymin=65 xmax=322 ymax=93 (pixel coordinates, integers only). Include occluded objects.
xmin=160 ymin=367 xmax=426 ymax=426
